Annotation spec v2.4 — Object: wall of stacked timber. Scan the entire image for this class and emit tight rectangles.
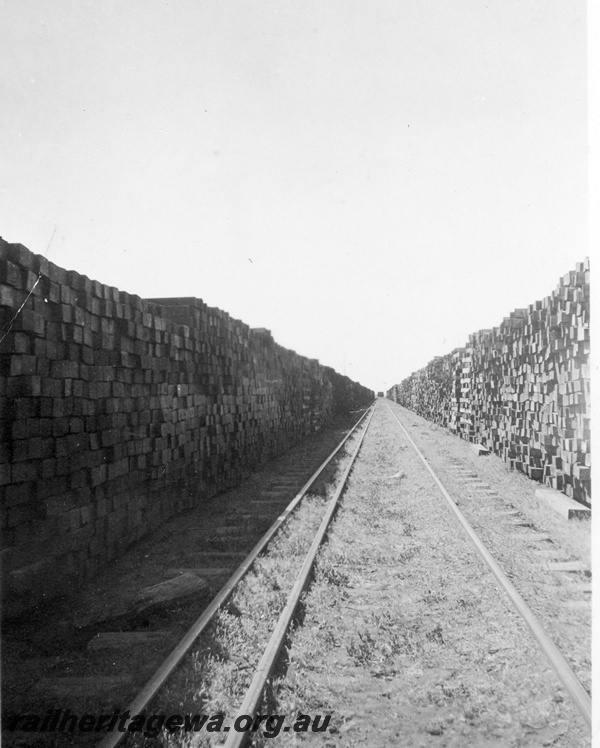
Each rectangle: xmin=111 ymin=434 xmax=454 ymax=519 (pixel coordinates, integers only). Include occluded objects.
xmin=387 ymin=260 xmax=590 ymax=506
xmin=0 ymin=240 xmax=373 ymax=615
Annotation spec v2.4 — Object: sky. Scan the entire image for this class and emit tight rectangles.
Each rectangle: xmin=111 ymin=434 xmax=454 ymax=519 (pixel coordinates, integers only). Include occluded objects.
xmin=1 ymin=0 xmax=589 ymax=392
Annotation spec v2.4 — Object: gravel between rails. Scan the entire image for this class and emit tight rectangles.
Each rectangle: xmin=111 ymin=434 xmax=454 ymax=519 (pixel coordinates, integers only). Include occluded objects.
xmin=265 ymin=401 xmax=589 ymax=747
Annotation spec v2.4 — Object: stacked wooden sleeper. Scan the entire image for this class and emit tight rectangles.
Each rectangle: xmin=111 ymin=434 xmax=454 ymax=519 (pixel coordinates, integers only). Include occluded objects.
xmin=387 ymin=260 xmax=590 ymax=505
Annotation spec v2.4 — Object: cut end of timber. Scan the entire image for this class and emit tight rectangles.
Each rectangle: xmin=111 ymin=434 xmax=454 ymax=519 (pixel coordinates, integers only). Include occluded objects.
xmin=535 ymin=487 xmax=591 ymax=521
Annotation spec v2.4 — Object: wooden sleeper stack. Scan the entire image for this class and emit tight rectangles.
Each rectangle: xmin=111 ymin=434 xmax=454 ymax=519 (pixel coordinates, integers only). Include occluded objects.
xmin=387 ymin=260 xmax=590 ymax=506
xmin=0 ymin=240 xmax=374 ymax=616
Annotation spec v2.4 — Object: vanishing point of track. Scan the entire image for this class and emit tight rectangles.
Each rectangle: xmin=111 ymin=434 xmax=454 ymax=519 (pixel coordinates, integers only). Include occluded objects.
xmin=98 ymin=399 xmax=590 ymax=747
xmin=98 ymin=405 xmax=375 ymax=748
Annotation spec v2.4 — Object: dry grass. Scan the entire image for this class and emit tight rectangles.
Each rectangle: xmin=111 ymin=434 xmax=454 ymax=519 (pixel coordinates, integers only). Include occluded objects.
xmin=121 ymin=435 xmax=365 ymax=747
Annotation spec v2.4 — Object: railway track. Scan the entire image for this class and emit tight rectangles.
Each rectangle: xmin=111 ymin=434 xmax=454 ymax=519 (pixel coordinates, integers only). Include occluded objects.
xmin=96 ymin=404 xmax=376 ymax=748
xmin=267 ymin=401 xmax=590 ymax=746
xmin=1 ymin=408 xmax=373 ymax=748
xmin=115 ymin=401 xmax=589 ymax=746
xmin=385 ymin=401 xmax=591 ymax=729
xmin=4 ymin=400 xmax=590 ymax=747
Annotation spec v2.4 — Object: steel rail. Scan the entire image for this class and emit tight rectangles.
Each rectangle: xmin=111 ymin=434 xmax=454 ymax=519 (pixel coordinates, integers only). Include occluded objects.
xmin=385 ymin=401 xmax=592 ymax=731
xmin=97 ymin=403 xmax=375 ymax=748
xmin=223 ymin=404 xmax=376 ymax=748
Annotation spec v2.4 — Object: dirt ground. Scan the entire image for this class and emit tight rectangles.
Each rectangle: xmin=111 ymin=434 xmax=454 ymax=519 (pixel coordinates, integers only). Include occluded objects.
xmin=268 ymin=401 xmax=590 ymax=747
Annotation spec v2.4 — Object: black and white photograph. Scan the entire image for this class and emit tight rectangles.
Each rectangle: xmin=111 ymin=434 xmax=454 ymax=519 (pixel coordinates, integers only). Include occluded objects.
xmin=0 ymin=1 xmax=593 ymax=746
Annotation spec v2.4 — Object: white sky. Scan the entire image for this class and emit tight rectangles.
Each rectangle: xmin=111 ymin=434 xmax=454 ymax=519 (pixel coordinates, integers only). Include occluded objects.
xmin=1 ymin=0 xmax=588 ymax=392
